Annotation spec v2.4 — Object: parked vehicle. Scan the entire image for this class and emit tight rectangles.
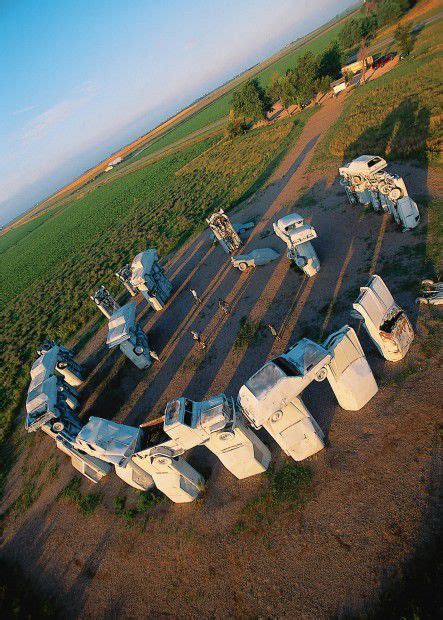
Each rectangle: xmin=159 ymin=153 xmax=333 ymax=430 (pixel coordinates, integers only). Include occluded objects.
xmin=231 ymin=248 xmax=279 ymax=271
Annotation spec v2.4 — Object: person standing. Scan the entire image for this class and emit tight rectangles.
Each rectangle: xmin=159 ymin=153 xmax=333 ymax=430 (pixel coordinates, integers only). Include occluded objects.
xmin=268 ymin=324 xmax=281 ymax=340
xmin=190 ymin=289 xmax=201 ymax=304
xmin=191 ymin=330 xmax=206 ymax=349
xmin=218 ymin=298 xmax=230 ymax=315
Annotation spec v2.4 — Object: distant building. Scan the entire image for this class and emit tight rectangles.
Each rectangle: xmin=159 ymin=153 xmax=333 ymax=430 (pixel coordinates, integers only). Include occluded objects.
xmin=105 ymin=165 xmax=113 ymax=172
xmin=109 ymin=156 xmax=122 ymax=166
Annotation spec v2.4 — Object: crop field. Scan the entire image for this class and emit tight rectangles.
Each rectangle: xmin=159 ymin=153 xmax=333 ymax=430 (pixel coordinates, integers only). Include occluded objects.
xmin=0 ymin=115 xmax=306 ymax=462
xmin=0 ymin=212 xmax=53 ymax=255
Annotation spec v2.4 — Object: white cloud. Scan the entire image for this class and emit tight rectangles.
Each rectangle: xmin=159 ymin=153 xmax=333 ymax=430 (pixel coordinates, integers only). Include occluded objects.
xmin=12 ymin=104 xmax=36 ymax=116
xmin=19 ymin=84 xmax=98 ymax=145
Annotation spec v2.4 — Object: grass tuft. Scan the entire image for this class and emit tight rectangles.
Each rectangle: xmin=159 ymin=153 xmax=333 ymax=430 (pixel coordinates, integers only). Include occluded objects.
xmin=59 ymin=476 xmax=101 ymax=516
xmin=233 ymin=462 xmax=312 ymax=533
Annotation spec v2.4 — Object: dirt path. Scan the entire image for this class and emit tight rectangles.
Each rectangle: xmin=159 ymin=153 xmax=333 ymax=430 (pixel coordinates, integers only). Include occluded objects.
xmin=1 ymin=93 xmax=441 ymax=619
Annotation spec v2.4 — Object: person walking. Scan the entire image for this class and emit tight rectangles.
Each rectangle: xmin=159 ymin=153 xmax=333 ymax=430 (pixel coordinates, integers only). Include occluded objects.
xmin=191 ymin=330 xmax=206 ymax=349
xmin=190 ymin=289 xmax=201 ymax=304
xmin=268 ymin=323 xmax=281 ymax=340
xmin=218 ymin=298 xmax=230 ymax=315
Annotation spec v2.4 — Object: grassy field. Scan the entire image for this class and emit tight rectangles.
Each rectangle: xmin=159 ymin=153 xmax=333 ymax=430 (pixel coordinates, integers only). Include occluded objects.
xmin=0 ymin=114 xmax=308 ymax=474
xmin=0 ymin=212 xmax=53 ymax=255
xmin=310 ymin=20 xmax=442 ymax=167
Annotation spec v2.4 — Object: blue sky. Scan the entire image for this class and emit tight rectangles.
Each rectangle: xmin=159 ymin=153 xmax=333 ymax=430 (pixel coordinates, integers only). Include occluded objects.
xmin=0 ymin=0 xmax=355 ymax=224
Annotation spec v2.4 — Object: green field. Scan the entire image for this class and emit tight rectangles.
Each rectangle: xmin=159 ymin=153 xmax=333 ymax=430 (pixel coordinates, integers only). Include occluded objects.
xmin=127 ymin=17 xmax=353 ymax=161
xmin=0 ymin=114 xmax=308 ymax=461
xmin=0 ymin=212 xmax=53 ymax=255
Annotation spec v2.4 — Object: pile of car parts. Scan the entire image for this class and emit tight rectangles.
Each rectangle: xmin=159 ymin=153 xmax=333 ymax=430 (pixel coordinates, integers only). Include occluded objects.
xmin=339 ymin=155 xmax=420 ymax=231
xmin=416 ymin=280 xmax=443 ymax=306
xmin=207 ymin=209 xmax=242 ymax=254
xmin=33 ymin=278 xmax=413 ymax=502
xmin=23 ymin=144 xmax=422 ymax=507
xmin=352 ymin=275 xmax=414 ymax=362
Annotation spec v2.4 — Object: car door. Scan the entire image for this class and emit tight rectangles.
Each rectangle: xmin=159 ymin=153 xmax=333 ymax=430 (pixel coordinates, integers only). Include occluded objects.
xmin=324 ymin=326 xmax=378 ymax=411
xmin=264 ymin=397 xmax=325 ymax=462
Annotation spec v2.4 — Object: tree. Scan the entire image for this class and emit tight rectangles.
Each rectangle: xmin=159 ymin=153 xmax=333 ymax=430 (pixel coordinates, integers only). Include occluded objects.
xmin=314 ymin=75 xmax=332 ymax=102
xmin=339 ymin=18 xmax=364 ymax=49
xmin=232 ymin=79 xmax=271 ymax=122
xmin=394 ymin=23 xmax=414 ymax=55
xmin=266 ymin=73 xmax=284 ymax=105
xmin=225 ymin=109 xmax=246 ymax=139
xmin=360 ymin=14 xmax=378 ymax=40
xmin=377 ymin=0 xmax=404 ymax=26
xmin=317 ymin=42 xmax=342 ymax=79
xmin=280 ymin=74 xmax=297 ymax=110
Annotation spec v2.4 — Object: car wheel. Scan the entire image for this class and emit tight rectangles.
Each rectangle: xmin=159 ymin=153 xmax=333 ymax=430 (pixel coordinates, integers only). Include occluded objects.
xmin=315 ymin=367 xmax=327 ymax=382
xmin=389 ymin=187 xmax=403 ymax=201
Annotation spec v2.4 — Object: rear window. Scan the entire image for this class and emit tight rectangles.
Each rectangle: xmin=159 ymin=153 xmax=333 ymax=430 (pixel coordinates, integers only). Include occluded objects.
xmin=367 ymin=157 xmax=381 ymax=168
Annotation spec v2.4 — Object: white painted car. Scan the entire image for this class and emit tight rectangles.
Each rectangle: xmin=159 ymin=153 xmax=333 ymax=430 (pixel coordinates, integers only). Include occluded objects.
xmin=238 ymin=341 xmax=329 ymax=461
xmin=273 ymin=213 xmax=320 ymax=277
xmin=75 ymin=416 xmax=204 ymax=502
xmin=352 ymin=275 xmax=414 ymax=361
xmin=323 ymin=325 xmax=378 ymax=410
xmin=207 ymin=209 xmax=242 ymax=254
xmin=164 ymin=395 xmax=271 ymax=479
xmin=339 ymin=155 xmax=388 ymax=180
xmin=231 ymin=248 xmax=279 ymax=271
xmin=129 ymin=248 xmax=173 ymax=311
xmin=106 ymin=302 xmax=153 ymax=369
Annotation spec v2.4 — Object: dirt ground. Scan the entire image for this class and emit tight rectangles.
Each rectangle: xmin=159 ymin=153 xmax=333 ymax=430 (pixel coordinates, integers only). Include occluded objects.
xmin=1 ymin=92 xmax=441 ymax=619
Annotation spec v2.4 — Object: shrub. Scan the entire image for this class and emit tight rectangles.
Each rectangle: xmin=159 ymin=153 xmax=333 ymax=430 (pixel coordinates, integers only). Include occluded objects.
xmin=59 ymin=477 xmax=101 ymax=516
xmin=233 ymin=317 xmax=263 ymax=350
xmin=233 ymin=462 xmax=312 ymax=533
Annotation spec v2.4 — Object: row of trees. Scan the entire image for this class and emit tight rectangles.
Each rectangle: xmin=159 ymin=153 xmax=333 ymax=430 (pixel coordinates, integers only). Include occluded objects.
xmin=227 ymin=0 xmax=416 ymax=131
xmin=339 ymin=0 xmax=416 ymax=49
xmin=230 ymin=42 xmax=341 ymax=126
xmin=267 ymin=44 xmax=341 ymax=110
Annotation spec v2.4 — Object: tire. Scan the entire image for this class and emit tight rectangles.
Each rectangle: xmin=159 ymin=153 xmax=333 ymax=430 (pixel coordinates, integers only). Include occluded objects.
xmin=389 ymin=187 xmax=402 ymax=201
xmin=271 ymin=410 xmax=283 ymax=423
xmin=351 ymin=175 xmax=363 ymax=185
xmin=295 ymin=256 xmax=307 ymax=268
xmin=379 ymin=183 xmax=390 ymax=196
xmin=315 ymin=367 xmax=327 ymax=382
xmin=52 ymin=421 xmax=64 ymax=433
xmin=134 ymin=345 xmax=144 ymax=356
xmin=153 ymin=456 xmax=172 ymax=467
xmin=238 ymin=262 xmax=248 ymax=272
